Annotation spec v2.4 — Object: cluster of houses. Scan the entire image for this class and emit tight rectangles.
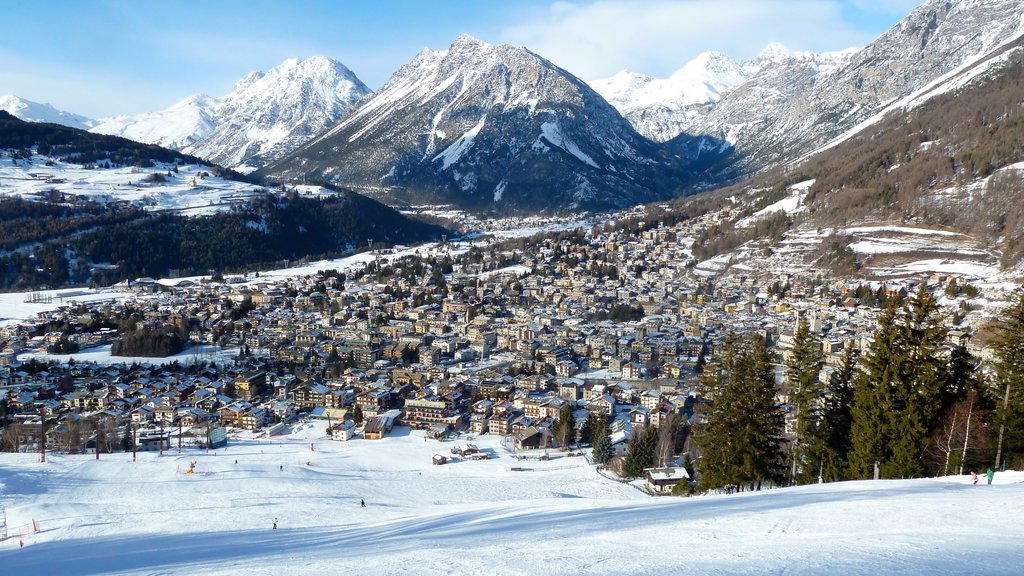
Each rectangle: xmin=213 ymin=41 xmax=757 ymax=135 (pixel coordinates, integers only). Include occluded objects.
xmin=0 ymin=210 xmax=982 ymax=492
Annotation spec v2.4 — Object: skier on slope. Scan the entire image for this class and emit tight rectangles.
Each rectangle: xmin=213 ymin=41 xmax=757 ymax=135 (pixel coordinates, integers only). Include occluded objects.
xmin=971 ymin=471 xmax=979 ymax=485
xmin=360 ymin=499 xmax=366 ymax=508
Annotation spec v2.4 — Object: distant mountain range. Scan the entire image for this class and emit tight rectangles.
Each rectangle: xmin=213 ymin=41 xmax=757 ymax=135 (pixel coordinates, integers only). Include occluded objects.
xmin=5 ymin=0 xmax=1024 ymax=215
xmin=260 ymin=34 xmax=695 ymax=213
xmin=0 ymin=94 xmax=97 ymax=131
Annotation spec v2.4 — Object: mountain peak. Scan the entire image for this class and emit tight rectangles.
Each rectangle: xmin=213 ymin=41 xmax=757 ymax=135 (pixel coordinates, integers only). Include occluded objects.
xmin=756 ymin=42 xmax=792 ymax=63
xmin=451 ymin=33 xmax=489 ymax=49
xmin=262 ymin=36 xmax=691 ymax=213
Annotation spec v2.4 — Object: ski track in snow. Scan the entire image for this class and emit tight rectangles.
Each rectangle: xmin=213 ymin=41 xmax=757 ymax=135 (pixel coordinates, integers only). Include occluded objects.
xmin=2 ymin=425 xmax=1023 ymax=575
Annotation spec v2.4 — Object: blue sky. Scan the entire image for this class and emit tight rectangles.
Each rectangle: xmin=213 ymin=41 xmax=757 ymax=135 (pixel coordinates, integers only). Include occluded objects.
xmin=0 ymin=0 xmax=924 ymax=118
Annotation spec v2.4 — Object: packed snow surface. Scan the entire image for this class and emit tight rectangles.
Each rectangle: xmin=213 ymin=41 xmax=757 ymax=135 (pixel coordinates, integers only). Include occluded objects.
xmin=2 ymin=424 xmax=1022 ymax=575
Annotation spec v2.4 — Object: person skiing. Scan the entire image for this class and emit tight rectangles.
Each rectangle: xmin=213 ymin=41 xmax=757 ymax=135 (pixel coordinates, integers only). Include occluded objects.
xmin=971 ymin=471 xmax=979 ymax=485
xmin=273 ymin=518 xmax=278 ymax=529
xmin=986 ymin=468 xmax=995 ymax=485
xmin=360 ymin=499 xmax=366 ymax=508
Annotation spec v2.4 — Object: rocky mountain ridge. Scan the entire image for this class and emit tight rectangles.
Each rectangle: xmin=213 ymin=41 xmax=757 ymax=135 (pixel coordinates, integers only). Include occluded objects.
xmin=260 ymin=35 xmax=696 ymax=213
xmin=90 ymin=56 xmax=371 ymax=170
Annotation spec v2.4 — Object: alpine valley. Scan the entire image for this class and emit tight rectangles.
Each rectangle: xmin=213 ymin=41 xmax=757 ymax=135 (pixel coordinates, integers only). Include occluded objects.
xmin=7 ymin=2 xmax=1024 ymax=575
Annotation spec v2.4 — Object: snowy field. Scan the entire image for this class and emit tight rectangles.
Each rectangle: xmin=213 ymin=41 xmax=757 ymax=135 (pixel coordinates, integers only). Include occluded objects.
xmin=2 ymin=424 xmax=1022 ymax=576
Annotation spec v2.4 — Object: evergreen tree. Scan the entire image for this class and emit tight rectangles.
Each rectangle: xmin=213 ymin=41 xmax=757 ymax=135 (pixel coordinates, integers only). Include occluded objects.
xmin=787 ymin=318 xmax=825 ymax=485
xmin=694 ymin=334 xmax=785 ymax=491
xmin=592 ymin=419 xmax=613 ymax=465
xmin=579 ymin=411 xmax=599 ymax=446
xmin=849 ymin=287 xmax=952 ymax=479
xmin=555 ymin=404 xmax=574 ymax=450
xmin=991 ymin=289 xmax=1024 ymax=470
xmin=848 ymin=300 xmax=901 ymax=479
xmin=818 ymin=345 xmax=858 ymax=481
xmin=352 ymin=404 xmax=364 ymax=425
xmin=622 ymin=425 xmax=655 ymax=478
xmin=888 ymin=285 xmax=948 ymax=478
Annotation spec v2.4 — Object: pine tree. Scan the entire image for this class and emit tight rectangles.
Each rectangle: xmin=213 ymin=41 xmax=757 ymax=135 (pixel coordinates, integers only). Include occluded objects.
xmin=991 ymin=289 xmax=1024 ymax=469
xmin=555 ymin=404 xmax=574 ymax=450
xmin=787 ymin=318 xmax=825 ymax=484
xmin=848 ymin=300 xmax=901 ymax=479
xmin=592 ymin=417 xmax=613 ymax=464
xmin=887 ymin=285 xmax=948 ymax=478
xmin=579 ymin=411 xmax=598 ymax=445
xmin=694 ymin=334 xmax=785 ymax=491
xmin=622 ymin=425 xmax=654 ymax=478
xmin=849 ymin=287 xmax=952 ymax=480
xmin=819 ymin=345 xmax=858 ymax=481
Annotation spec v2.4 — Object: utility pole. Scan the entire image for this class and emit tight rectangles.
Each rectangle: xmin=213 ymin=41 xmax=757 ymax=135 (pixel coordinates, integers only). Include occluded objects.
xmin=95 ymin=417 xmax=100 ymax=460
xmin=131 ymin=421 xmax=136 ymax=462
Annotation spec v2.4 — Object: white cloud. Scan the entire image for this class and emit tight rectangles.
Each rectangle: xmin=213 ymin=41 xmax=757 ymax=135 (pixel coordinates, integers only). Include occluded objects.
xmin=500 ymin=0 xmax=877 ymax=80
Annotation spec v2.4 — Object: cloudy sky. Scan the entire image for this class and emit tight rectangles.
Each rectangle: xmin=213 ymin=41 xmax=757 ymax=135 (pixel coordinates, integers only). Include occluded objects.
xmin=0 ymin=0 xmax=924 ymax=118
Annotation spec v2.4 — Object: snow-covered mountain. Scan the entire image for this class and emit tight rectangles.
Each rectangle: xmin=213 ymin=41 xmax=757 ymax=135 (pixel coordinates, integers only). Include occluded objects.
xmin=261 ymin=35 xmax=693 ymax=213
xmin=675 ymin=43 xmax=860 ymax=168
xmin=90 ymin=93 xmax=217 ymax=150
xmin=589 ymin=51 xmax=751 ymax=142
xmin=184 ymin=56 xmax=371 ymax=170
xmin=690 ymin=0 xmax=1024 ymax=170
xmin=0 ymin=94 xmax=96 ymax=130
xmin=90 ymin=57 xmax=371 ymax=170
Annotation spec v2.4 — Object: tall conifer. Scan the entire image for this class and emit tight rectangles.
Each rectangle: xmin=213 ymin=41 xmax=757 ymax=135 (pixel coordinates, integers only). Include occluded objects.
xmin=787 ymin=318 xmax=825 ymax=484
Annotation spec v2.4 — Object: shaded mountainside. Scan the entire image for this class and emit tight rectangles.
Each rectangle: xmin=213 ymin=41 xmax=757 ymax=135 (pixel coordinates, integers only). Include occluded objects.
xmin=0 ymin=188 xmax=446 ymax=290
xmin=261 ymin=35 xmax=704 ymax=214
xmin=0 ymin=113 xmax=446 ymax=289
xmin=0 ymin=110 xmax=205 ymax=168
xmin=73 ymin=191 xmax=446 ymax=284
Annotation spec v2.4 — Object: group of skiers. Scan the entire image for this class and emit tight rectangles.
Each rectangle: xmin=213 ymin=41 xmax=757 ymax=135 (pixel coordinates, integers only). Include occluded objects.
xmin=970 ymin=468 xmax=995 ymax=485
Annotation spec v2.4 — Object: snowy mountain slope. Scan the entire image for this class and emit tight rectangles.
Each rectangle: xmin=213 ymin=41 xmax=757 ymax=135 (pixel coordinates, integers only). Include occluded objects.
xmin=90 ymin=93 xmax=217 ymax=151
xmin=261 ymin=35 xmax=694 ymax=213
xmin=589 ymin=51 xmax=751 ymax=142
xmin=0 ymin=94 xmax=96 ymax=130
xmin=678 ymin=44 xmax=859 ymax=168
xmin=89 ymin=57 xmax=371 ymax=171
xmin=2 ymin=425 xmax=1023 ymax=576
xmin=184 ymin=56 xmax=371 ymax=170
xmin=694 ymin=0 xmax=1024 ymax=170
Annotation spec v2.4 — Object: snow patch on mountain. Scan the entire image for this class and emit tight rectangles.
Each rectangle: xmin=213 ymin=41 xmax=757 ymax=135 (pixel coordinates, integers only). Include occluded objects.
xmin=538 ymin=121 xmax=599 ymax=168
xmin=434 ymin=115 xmax=486 ymax=169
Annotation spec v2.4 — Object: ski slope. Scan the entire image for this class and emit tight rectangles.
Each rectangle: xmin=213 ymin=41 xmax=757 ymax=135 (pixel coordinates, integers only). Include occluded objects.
xmin=1 ymin=424 xmax=1022 ymax=575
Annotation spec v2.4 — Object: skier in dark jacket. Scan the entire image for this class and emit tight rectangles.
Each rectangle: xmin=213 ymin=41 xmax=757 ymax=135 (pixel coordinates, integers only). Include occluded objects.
xmin=360 ymin=499 xmax=365 ymax=508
